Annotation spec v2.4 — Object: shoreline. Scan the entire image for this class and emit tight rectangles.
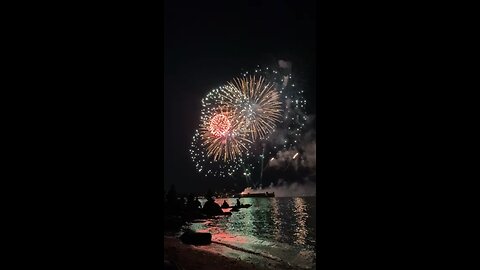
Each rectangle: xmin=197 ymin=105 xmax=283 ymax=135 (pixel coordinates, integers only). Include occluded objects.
xmin=164 ymin=236 xmax=300 ymax=270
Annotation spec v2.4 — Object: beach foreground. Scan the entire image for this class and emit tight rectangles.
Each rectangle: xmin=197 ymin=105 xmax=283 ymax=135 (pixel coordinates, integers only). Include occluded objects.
xmin=164 ymin=236 xmax=299 ymax=270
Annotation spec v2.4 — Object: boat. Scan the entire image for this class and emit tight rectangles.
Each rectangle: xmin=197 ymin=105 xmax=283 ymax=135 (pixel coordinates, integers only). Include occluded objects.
xmin=221 ymin=204 xmax=252 ymax=209
xmin=234 ymin=192 xmax=275 ymax=198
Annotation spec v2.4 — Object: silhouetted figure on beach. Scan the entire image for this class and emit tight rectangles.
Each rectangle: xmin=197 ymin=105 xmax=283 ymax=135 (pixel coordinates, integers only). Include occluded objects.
xmin=165 ymin=185 xmax=179 ymax=214
xmin=166 ymin=185 xmax=177 ymax=206
xmin=164 ymin=185 xmax=184 ymax=230
xmin=236 ymin=199 xmax=241 ymax=207
xmin=221 ymin=200 xmax=230 ymax=208
xmin=206 ymin=189 xmax=214 ymax=200
xmin=202 ymin=196 xmax=223 ymax=216
xmin=186 ymin=193 xmax=196 ymax=211
xmin=181 ymin=193 xmax=203 ymax=220
xmin=194 ymin=197 xmax=201 ymax=209
xmin=178 ymin=196 xmax=186 ymax=212
xmin=188 ymin=193 xmax=194 ymax=202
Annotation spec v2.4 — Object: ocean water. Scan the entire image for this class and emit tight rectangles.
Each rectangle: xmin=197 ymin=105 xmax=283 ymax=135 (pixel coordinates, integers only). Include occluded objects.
xmin=183 ymin=197 xmax=316 ymax=269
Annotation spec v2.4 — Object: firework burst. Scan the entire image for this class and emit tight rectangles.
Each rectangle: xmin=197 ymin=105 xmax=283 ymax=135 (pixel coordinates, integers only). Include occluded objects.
xmin=198 ymin=105 xmax=252 ymax=162
xmin=190 ymin=63 xmax=308 ymax=179
xmin=190 ymin=129 xmax=245 ymax=178
xmin=224 ymin=76 xmax=283 ymax=141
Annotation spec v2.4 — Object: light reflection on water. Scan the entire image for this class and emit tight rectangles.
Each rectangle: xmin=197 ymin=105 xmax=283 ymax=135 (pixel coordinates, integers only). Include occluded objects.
xmin=187 ymin=197 xmax=316 ymax=269
xmin=271 ymin=198 xmax=281 ymax=241
xmin=293 ymin=197 xmax=308 ymax=246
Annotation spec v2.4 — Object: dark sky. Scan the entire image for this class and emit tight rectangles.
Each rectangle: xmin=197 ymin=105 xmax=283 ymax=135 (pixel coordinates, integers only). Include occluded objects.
xmin=164 ymin=0 xmax=316 ymax=193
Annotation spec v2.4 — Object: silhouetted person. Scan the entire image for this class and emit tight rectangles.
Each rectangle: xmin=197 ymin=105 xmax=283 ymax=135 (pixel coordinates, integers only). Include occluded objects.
xmin=194 ymin=197 xmax=201 ymax=209
xmin=221 ymin=200 xmax=229 ymax=208
xmin=178 ymin=196 xmax=186 ymax=211
xmin=236 ymin=199 xmax=241 ymax=207
xmin=202 ymin=196 xmax=223 ymax=216
xmin=186 ymin=193 xmax=195 ymax=211
xmin=166 ymin=185 xmax=178 ymax=214
xmin=205 ymin=189 xmax=214 ymax=201
xmin=166 ymin=185 xmax=177 ymax=206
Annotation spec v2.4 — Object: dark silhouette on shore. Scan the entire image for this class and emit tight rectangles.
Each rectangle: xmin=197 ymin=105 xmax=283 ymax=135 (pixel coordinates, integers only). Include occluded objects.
xmin=164 ymin=186 xmax=235 ymax=232
xmin=202 ymin=195 xmax=223 ymax=216
xmin=221 ymin=200 xmax=230 ymax=208
xmin=165 ymin=185 xmax=180 ymax=215
xmin=194 ymin=197 xmax=201 ymax=209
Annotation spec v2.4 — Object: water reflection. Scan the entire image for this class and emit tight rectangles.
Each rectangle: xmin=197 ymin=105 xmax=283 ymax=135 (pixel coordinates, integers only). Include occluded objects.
xmin=240 ymin=198 xmax=255 ymax=236
xmin=189 ymin=197 xmax=316 ymax=269
xmin=293 ymin=197 xmax=308 ymax=246
xmin=271 ymin=198 xmax=281 ymax=241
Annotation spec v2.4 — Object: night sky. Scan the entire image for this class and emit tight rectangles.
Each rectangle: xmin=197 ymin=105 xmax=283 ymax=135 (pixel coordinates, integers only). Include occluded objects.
xmin=164 ymin=0 xmax=316 ymax=193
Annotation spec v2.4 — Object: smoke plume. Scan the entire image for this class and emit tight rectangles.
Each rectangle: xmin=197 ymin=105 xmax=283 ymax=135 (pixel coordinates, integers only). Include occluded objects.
xmin=267 ymin=115 xmax=316 ymax=173
xmin=278 ymin=60 xmax=292 ymax=69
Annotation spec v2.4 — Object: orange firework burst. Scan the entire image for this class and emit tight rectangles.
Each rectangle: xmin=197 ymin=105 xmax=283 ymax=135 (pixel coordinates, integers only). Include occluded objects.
xmin=208 ymin=114 xmax=231 ymax=137
xmin=199 ymin=106 xmax=252 ymax=162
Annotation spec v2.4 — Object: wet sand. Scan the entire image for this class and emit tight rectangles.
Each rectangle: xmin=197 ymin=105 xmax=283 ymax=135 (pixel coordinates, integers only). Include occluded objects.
xmin=164 ymin=236 xmax=298 ymax=270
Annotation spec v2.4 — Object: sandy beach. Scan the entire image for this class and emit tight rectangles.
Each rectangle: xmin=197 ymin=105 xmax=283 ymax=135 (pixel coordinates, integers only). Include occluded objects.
xmin=164 ymin=236 xmax=300 ymax=270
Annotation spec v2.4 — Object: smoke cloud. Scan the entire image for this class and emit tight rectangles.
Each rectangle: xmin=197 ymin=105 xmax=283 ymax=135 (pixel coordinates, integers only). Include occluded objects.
xmin=278 ymin=60 xmax=292 ymax=69
xmin=267 ymin=115 xmax=316 ymax=173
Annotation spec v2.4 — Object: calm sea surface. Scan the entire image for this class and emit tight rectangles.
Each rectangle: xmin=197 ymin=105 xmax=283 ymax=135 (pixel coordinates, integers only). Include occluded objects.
xmin=181 ymin=197 xmax=316 ymax=269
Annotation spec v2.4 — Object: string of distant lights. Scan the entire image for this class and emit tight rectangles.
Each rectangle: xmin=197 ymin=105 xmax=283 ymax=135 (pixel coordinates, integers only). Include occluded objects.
xmin=190 ymin=65 xmax=308 ymax=180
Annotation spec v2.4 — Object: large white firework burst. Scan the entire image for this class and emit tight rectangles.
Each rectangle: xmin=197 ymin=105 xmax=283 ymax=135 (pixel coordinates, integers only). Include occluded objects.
xmin=221 ymin=75 xmax=283 ymax=141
